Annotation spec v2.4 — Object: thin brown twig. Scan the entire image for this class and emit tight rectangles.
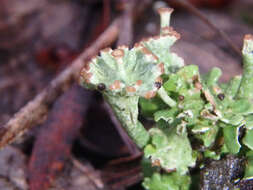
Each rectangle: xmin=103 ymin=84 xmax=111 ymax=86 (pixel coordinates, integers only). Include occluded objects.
xmin=111 ymin=172 xmax=143 ymax=189
xmin=105 ymin=166 xmax=142 ymax=179
xmin=71 ymin=156 xmax=104 ymax=189
xmin=0 ymin=17 xmax=121 ymax=149
xmin=103 ymin=153 xmax=143 ymax=189
xmin=165 ymin=0 xmax=242 ymax=57
xmin=103 ymin=102 xmax=139 ymax=155
xmin=116 ymin=0 xmax=152 ymax=47
xmin=116 ymin=0 xmax=134 ymax=46
xmin=107 ymin=152 xmax=143 ymax=165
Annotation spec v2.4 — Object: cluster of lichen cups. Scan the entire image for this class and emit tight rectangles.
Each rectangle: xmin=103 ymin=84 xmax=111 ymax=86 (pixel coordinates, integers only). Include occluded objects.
xmin=80 ymin=7 xmax=253 ymax=190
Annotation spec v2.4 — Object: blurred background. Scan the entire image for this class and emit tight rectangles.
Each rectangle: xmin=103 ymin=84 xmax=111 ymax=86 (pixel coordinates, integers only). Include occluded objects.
xmin=0 ymin=0 xmax=253 ymax=190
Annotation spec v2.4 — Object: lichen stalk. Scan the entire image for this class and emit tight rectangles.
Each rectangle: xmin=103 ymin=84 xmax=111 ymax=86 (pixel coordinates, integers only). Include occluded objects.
xmin=104 ymin=95 xmax=149 ymax=148
xmin=237 ymin=34 xmax=253 ymax=100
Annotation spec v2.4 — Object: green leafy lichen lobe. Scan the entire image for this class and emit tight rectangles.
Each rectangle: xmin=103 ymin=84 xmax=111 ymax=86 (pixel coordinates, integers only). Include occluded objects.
xmin=79 ymin=6 xmax=253 ymax=190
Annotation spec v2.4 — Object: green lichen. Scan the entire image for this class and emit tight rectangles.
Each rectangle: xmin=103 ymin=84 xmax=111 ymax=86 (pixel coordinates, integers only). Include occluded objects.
xmin=237 ymin=35 xmax=253 ymax=100
xmin=79 ymin=7 xmax=183 ymax=148
xmin=143 ymin=171 xmax=191 ymax=190
xmin=80 ymin=6 xmax=253 ymax=190
xmin=140 ymin=33 xmax=253 ymax=188
xmin=144 ymin=124 xmax=196 ymax=175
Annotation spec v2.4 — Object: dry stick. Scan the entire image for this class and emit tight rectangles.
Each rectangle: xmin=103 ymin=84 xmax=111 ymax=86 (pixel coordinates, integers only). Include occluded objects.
xmin=103 ymin=103 xmax=139 ymax=155
xmin=103 ymin=154 xmax=143 ymax=189
xmin=166 ymin=0 xmax=242 ymax=57
xmin=117 ymin=13 xmax=133 ymax=46
xmin=71 ymin=156 xmax=104 ymax=189
xmin=0 ymin=18 xmax=121 ymax=149
xmin=117 ymin=0 xmax=134 ymax=46
xmin=111 ymin=172 xmax=143 ymax=189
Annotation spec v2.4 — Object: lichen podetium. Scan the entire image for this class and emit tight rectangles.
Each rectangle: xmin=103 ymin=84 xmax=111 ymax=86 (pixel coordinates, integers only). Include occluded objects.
xmin=80 ymin=7 xmax=183 ymax=149
xmin=80 ymin=7 xmax=253 ymax=190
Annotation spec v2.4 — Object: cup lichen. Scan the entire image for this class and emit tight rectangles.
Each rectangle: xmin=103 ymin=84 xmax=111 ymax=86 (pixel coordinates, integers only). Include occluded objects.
xmin=80 ymin=7 xmax=253 ymax=190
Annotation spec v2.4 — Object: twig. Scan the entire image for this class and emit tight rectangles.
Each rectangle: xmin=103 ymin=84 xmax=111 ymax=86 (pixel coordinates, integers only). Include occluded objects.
xmin=0 ymin=17 xmax=121 ymax=149
xmin=116 ymin=0 xmax=152 ymax=46
xmin=71 ymin=156 xmax=104 ymax=189
xmin=116 ymin=0 xmax=134 ymax=46
xmin=105 ymin=166 xmax=141 ymax=178
xmin=102 ymin=153 xmax=143 ymax=189
xmin=103 ymin=102 xmax=139 ymax=155
xmin=106 ymin=152 xmax=143 ymax=165
xmin=111 ymin=172 xmax=142 ymax=189
xmin=165 ymin=0 xmax=242 ymax=57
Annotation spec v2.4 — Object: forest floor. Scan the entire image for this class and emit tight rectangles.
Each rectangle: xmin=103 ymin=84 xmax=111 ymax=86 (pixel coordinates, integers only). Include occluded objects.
xmin=0 ymin=0 xmax=253 ymax=189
